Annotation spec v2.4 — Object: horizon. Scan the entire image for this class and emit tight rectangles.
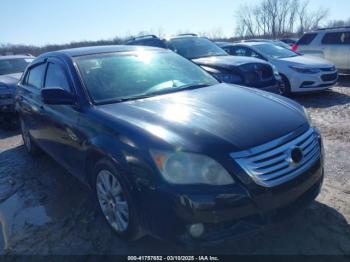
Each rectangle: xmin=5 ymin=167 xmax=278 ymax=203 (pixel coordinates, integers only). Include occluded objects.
xmin=1 ymin=0 xmax=350 ymax=46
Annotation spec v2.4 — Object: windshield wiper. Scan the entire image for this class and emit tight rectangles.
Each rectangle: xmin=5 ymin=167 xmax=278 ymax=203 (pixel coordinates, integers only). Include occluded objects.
xmin=102 ymin=83 xmax=212 ymax=104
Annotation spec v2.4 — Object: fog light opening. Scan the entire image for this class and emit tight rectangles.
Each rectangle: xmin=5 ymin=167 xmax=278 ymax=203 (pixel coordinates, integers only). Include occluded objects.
xmin=188 ymin=223 xmax=205 ymax=238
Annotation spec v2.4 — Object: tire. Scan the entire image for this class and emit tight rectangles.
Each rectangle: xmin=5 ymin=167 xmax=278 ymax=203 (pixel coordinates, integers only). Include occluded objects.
xmin=280 ymin=75 xmax=292 ymax=96
xmin=93 ymin=158 xmax=143 ymax=240
xmin=20 ymin=117 xmax=41 ymax=156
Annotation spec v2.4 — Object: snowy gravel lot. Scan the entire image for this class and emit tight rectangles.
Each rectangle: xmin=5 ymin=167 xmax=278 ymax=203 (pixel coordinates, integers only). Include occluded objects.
xmin=0 ymin=77 xmax=349 ymax=256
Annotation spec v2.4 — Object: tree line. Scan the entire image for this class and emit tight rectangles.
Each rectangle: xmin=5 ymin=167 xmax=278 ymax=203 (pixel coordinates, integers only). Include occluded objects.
xmin=1 ymin=0 xmax=349 ymax=56
xmin=235 ymin=0 xmax=329 ymax=38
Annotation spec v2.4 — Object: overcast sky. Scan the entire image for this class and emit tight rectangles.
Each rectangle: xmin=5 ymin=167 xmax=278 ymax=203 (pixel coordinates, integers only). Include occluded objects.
xmin=1 ymin=0 xmax=349 ymax=46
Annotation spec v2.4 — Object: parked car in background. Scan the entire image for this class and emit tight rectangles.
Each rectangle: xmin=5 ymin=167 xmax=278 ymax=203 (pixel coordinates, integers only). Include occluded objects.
xmin=294 ymin=27 xmax=350 ymax=74
xmin=280 ymin=38 xmax=298 ymax=47
xmin=0 ymin=55 xmax=34 ymax=124
xmin=217 ymin=41 xmax=338 ymax=95
xmin=238 ymin=39 xmax=292 ymax=49
xmin=126 ymin=34 xmax=283 ymax=94
xmin=16 ymin=46 xmax=324 ymax=243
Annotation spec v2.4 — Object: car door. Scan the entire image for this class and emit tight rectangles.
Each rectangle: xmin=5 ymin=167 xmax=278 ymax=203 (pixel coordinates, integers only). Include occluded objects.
xmin=39 ymin=58 xmax=82 ymax=173
xmin=17 ymin=62 xmax=47 ymax=143
xmin=321 ymin=32 xmax=350 ymax=71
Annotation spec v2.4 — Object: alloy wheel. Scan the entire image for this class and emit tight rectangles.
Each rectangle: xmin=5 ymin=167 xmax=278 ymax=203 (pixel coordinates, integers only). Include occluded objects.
xmin=96 ymin=170 xmax=130 ymax=232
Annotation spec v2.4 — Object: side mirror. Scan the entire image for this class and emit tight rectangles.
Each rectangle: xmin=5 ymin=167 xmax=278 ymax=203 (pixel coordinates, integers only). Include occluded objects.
xmin=41 ymin=87 xmax=76 ymax=105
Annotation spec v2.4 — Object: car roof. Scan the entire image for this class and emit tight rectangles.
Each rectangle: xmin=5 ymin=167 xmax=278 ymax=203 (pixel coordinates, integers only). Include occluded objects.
xmin=0 ymin=55 xmax=34 ymax=60
xmin=310 ymin=27 xmax=350 ymax=33
xmin=41 ymin=45 xmax=165 ymax=58
xmin=219 ymin=42 xmax=267 ymax=47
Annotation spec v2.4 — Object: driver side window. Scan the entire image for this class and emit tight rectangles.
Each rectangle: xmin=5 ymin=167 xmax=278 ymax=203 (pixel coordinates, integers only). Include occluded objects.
xmin=232 ymin=47 xmax=249 ymax=56
xmin=44 ymin=63 xmax=72 ymax=92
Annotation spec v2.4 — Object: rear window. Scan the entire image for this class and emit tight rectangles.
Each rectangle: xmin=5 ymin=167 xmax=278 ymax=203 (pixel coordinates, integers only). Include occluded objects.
xmin=297 ymin=33 xmax=317 ymax=45
xmin=322 ymin=32 xmax=350 ymax=45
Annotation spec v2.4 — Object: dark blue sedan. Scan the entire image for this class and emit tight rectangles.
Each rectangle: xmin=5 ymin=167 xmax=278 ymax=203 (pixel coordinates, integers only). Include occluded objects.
xmin=16 ymin=46 xmax=324 ymax=243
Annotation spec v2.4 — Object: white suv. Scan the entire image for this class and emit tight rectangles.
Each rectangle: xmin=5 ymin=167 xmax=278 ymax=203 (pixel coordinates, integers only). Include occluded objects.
xmin=294 ymin=27 xmax=350 ymax=74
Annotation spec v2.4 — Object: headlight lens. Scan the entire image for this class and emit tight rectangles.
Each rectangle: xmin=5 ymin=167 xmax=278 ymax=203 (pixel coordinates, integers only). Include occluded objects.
xmin=289 ymin=66 xmax=321 ymax=74
xmin=213 ymin=73 xmax=242 ymax=84
xmin=150 ymin=150 xmax=235 ymax=185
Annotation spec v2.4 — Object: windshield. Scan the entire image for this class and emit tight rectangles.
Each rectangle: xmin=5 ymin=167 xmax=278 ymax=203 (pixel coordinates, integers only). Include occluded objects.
xmin=75 ymin=50 xmax=218 ymax=104
xmin=166 ymin=37 xmax=228 ymax=59
xmin=254 ymin=44 xmax=298 ymax=59
xmin=0 ymin=58 xmax=33 ymax=75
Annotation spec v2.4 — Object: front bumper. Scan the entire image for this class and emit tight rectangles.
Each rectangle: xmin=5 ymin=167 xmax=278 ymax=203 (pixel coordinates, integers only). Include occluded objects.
xmin=290 ymin=71 xmax=338 ymax=93
xmin=136 ymin=157 xmax=323 ymax=244
xmin=0 ymin=90 xmax=15 ymax=113
xmin=259 ymin=80 xmax=282 ymax=94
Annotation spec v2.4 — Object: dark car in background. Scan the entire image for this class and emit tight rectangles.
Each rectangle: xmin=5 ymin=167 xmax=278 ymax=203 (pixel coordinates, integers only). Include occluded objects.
xmin=126 ymin=34 xmax=283 ymax=94
xmin=16 ymin=46 xmax=324 ymax=243
xmin=0 ymin=55 xmax=34 ymax=124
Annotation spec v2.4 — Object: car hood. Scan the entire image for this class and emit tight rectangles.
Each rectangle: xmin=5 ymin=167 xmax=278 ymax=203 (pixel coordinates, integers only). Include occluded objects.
xmin=192 ymin=55 xmax=270 ymax=70
xmin=278 ymin=55 xmax=334 ymax=68
xmin=96 ymin=84 xmax=308 ymax=152
xmin=0 ymin=73 xmax=22 ymax=87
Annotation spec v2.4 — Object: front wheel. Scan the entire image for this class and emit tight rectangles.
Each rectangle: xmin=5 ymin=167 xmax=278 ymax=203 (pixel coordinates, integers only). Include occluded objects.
xmin=94 ymin=159 xmax=143 ymax=240
xmin=20 ymin=118 xmax=41 ymax=156
xmin=280 ymin=75 xmax=292 ymax=96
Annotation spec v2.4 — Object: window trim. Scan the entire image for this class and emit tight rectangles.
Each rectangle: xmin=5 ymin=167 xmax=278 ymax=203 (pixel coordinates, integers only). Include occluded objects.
xmin=44 ymin=60 xmax=73 ymax=93
xmin=23 ymin=62 xmax=47 ymax=89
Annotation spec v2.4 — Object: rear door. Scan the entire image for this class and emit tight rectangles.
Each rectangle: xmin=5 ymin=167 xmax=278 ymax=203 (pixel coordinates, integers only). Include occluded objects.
xmin=321 ymin=31 xmax=350 ymax=71
xmin=39 ymin=58 xmax=82 ymax=173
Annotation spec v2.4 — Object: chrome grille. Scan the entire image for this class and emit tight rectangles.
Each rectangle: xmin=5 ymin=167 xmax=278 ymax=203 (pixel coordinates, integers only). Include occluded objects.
xmin=231 ymin=128 xmax=321 ymax=187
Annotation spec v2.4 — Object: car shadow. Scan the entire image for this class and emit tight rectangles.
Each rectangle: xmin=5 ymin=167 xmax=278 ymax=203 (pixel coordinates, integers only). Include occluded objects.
xmin=0 ymin=145 xmax=349 ymax=255
xmin=0 ymin=124 xmax=20 ymax=140
xmin=338 ymin=75 xmax=350 ymax=87
xmin=290 ymin=75 xmax=350 ymax=109
xmin=292 ymin=89 xmax=350 ymax=109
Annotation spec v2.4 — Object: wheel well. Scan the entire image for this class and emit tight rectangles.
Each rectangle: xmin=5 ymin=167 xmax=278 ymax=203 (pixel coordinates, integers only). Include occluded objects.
xmin=85 ymin=150 xmax=106 ymax=188
xmin=280 ymin=73 xmax=291 ymax=87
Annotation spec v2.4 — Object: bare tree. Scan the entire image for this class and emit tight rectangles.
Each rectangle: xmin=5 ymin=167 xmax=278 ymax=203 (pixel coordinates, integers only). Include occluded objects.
xmin=235 ymin=0 xmax=329 ymax=38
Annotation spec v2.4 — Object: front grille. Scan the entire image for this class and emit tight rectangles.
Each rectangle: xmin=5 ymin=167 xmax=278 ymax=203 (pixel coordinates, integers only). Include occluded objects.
xmin=240 ymin=63 xmax=274 ymax=85
xmin=321 ymin=73 xmax=338 ymax=82
xmin=231 ymin=128 xmax=321 ymax=187
xmin=0 ymin=94 xmax=12 ymax=99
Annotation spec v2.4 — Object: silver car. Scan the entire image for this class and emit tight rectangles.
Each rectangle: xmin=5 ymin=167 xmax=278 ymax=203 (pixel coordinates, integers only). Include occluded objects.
xmin=0 ymin=55 xmax=34 ymax=118
xmin=294 ymin=27 xmax=350 ymax=74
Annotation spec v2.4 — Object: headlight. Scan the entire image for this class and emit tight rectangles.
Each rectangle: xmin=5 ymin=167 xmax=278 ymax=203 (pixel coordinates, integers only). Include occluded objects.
xmin=150 ymin=150 xmax=235 ymax=185
xmin=289 ymin=66 xmax=321 ymax=74
xmin=213 ymin=73 xmax=242 ymax=84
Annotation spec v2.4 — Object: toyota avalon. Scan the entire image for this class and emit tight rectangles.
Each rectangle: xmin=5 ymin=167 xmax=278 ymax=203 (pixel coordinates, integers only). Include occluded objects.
xmin=16 ymin=46 xmax=324 ymax=243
